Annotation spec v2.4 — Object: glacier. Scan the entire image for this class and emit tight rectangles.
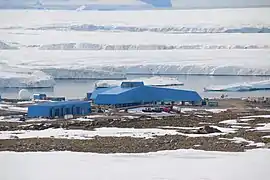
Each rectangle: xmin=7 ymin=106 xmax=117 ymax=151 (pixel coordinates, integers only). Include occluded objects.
xmin=0 ymin=8 xmax=270 ymax=85
xmin=1 ymin=50 xmax=270 ymax=79
xmin=204 ymin=79 xmax=270 ymax=92
xmin=0 ymin=67 xmax=55 ymax=88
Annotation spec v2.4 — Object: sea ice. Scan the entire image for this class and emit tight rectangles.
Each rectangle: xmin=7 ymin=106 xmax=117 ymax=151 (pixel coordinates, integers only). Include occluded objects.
xmin=204 ymin=79 xmax=270 ymax=92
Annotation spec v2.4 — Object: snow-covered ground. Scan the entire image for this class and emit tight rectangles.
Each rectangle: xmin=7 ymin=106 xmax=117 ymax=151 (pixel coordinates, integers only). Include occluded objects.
xmin=0 ymin=125 xmax=238 ymax=139
xmin=219 ymin=119 xmax=249 ymax=126
xmin=181 ymin=108 xmax=227 ymax=113
xmin=1 ymin=149 xmax=270 ymax=180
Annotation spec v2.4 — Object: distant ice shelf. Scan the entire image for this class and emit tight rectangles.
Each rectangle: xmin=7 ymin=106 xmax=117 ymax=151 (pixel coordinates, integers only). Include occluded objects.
xmin=96 ymin=77 xmax=184 ymax=88
xmin=0 ymin=67 xmax=55 ymax=88
xmin=204 ymin=79 xmax=270 ymax=92
xmin=29 ymin=24 xmax=270 ymax=34
xmin=1 ymin=50 xmax=270 ymax=79
xmin=38 ymin=43 xmax=270 ymax=50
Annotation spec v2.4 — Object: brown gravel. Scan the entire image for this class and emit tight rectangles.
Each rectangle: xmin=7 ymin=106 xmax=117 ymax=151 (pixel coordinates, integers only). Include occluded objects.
xmin=0 ymin=135 xmax=248 ymax=153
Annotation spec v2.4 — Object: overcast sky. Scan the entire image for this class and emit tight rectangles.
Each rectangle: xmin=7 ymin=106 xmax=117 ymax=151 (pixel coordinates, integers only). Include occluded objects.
xmin=0 ymin=0 xmax=269 ymax=9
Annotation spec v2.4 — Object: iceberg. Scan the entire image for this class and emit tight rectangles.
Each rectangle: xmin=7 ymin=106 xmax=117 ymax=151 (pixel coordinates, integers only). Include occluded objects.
xmin=204 ymin=79 xmax=270 ymax=92
xmin=95 ymin=76 xmax=184 ymax=88
xmin=0 ymin=67 xmax=55 ymax=88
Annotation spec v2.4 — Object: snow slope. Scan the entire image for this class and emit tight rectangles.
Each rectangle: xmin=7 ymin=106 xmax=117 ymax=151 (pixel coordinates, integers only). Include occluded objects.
xmin=205 ymin=79 xmax=270 ymax=92
xmin=1 ymin=149 xmax=270 ymax=180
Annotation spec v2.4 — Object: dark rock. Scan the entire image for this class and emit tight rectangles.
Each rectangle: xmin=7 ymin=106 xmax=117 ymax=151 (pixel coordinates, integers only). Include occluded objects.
xmin=197 ymin=126 xmax=222 ymax=134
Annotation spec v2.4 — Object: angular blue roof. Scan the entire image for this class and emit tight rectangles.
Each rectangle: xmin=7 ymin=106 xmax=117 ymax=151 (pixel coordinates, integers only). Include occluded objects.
xmin=31 ymin=100 xmax=89 ymax=107
xmin=99 ymin=86 xmax=137 ymax=94
xmin=93 ymin=84 xmax=202 ymax=105
xmin=90 ymin=87 xmax=116 ymax=100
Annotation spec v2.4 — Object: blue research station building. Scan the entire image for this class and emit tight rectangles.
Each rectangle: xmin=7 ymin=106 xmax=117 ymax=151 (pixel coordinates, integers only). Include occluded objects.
xmin=28 ymin=101 xmax=91 ymax=118
xmin=27 ymin=81 xmax=202 ymax=118
xmin=89 ymin=82 xmax=202 ymax=107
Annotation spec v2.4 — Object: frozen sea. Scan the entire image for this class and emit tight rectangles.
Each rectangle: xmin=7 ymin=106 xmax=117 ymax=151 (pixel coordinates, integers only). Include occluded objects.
xmin=0 ymin=8 xmax=270 ymax=98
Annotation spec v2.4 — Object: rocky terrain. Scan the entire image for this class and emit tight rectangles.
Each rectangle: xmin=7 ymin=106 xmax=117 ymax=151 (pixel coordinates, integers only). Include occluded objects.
xmin=0 ymin=100 xmax=270 ymax=153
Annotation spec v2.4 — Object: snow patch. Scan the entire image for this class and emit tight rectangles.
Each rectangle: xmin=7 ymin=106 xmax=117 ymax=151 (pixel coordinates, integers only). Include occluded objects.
xmin=219 ymin=119 xmax=249 ymax=125
xmin=220 ymin=137 xmax=265 ymax=147
xmin=241 ymin=115 xmax=270 ymax=119
xmin=128 ymin=107 xmax=174 ymax=117
xmin=181 ymin=108 xmax=227 ymax=113
xmin=255 ymin=123 xmax=270 ymax=132
xmin=162 ymin=125 xmax=236 ymax=137
xmin=239 ymin=118 xmax=255 ymax=122
xmin=0 ymin=127 xmax=179 ymax=139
